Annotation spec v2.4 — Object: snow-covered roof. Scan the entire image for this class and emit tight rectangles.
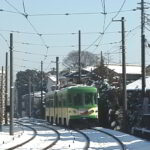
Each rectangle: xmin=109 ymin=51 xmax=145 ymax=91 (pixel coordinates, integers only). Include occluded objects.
xmin=83 ymin=66 xmax=96 ymax=72
xmin=48 ymin=75 xmax=56 ymax=82
xmin=127 ymin=76 xmax=150 ymax=90
xmin=106 ymin=64 xmax=141 ymax=74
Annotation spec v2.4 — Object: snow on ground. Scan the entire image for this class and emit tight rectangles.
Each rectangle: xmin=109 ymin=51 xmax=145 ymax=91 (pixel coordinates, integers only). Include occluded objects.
xmin=0 ymin=123 xmax=34 ymax=149
xmin=95 ymin=127 xmax=150 ymax=150
xmin=0 ymin=118 xmax=150 ymax=150
xmin=82 ymin=129 xmax=121 ymax=150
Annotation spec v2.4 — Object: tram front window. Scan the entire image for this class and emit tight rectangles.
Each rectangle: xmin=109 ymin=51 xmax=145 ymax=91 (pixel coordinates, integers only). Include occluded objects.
xmin=85 ymin=93 xmax=93 ymax=105
xmin=73 ymin=93 xmax=83 ymax=106
xmin=85 ymin=93 xmax=97 ymax=105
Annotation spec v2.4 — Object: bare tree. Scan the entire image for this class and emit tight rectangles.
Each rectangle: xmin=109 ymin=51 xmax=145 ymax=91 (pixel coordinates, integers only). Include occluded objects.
xmin=63 ymin=50 xmax=99 ymax=69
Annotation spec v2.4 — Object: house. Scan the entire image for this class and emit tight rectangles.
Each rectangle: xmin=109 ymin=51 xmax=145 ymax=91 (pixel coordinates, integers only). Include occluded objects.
xmin=127 ymin=76 xmax=150 ymax=114
xmin=46 ymin=74 xmax=57 ymax=92
xmin=46 ymin=74 xmax=68 ymax=92
xmin=64 ymin=64 xmax=141 ymax=85
xmin=106 ymin=64 xmax=141 ymax=83
xmin=127 ymin=76 xmax=150 ymax=91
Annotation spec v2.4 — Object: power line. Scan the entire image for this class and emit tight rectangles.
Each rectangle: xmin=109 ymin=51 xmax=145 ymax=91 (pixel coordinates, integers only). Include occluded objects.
xmin=13 ymin=49 xmax=66 ymax=57
xmin=0 ymin=29 xmax=122 ymax=35
xmin=4 ymin=0 xmax=23 ymax=15
xmin=14 ymin=57 xmax=42 ymax=64
xmin=4 ymin=0 xmax=50 ymax=62
xmin=0 ymin=33 xmax=9 ymax=48
xmin=82 ymin=0 xmax=128 ymax=53
xmin=27 ymin=9 xmax=136 ymax=16
xmin=14 ymin=40 xmax=121 ymax=47
xmin=0 ymin=8 xmax=20 ymax=14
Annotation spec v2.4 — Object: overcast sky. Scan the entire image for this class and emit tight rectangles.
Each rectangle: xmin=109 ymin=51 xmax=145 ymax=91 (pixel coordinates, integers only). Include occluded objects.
xmin=0 ymin=0 xmax=150 ymax=74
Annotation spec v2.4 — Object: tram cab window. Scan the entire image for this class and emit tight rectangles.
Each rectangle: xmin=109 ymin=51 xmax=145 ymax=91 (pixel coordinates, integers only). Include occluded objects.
xmin=94 ymin=94 xmax=97 ymax=104
xmin=85 ymin=93 xmax=97 ymax=105
xmin=85 ymin=93 xmax=93 ymax=105
xmin=73 ymin=93 xmax=83 ymax=106
xmin=68 ymin=94 xmax=72 ymax=106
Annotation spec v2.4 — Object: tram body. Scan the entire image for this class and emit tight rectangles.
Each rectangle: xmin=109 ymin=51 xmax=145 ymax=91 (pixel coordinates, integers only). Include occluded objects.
xmin=45 ymin=85 xmax=98 ymax=127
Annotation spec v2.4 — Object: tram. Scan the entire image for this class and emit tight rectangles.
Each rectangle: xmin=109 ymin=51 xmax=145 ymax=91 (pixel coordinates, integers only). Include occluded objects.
xmin=45 ymin=85 xmax=98 ymax=127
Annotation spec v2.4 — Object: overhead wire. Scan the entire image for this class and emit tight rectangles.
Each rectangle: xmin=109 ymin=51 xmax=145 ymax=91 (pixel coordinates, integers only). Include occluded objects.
xmin=4 ymin=0 xmax=23 ymax=15
xmin=13 ymin=49 xmax=66 ymax=57
xmin=82 ymin=0 xmax=128 ymax=52
xmin=0 ymin=33 xmax=9 ymax=48
xmin=2 ymin=0 xmax=140 ymax=71
xmin=27 ymin=9 xmax=136 ymax=16
xmin=14 ymin=40 xmax=121 ymax=48
xmin=4 ymin=0 xmax=50 ymax=62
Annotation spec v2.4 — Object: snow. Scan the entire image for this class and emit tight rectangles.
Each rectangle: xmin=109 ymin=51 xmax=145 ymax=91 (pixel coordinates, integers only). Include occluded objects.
xmin=48 ymin=75 xmax=56 ymax=82
xmin=95 ymin=127 xmax=150 ymax=150
xmin=107 ymin=64 xmax=141 ymax=74
xmin=0 ymin=118 xmax=150 ymax=150
xmin=127 ymin=76 xmax=150 ymax=90
xmin=83 ymin=66 xmax=96 ymax=72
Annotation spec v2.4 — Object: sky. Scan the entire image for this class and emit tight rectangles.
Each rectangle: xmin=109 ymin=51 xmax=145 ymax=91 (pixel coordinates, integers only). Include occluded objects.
xmin=0 ymin=0 xmax=150 ymax=75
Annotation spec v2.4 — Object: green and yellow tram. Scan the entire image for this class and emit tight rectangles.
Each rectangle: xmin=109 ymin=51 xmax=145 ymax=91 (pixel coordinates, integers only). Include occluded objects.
xmin=45 ymin=85 xmax=98 ymax=127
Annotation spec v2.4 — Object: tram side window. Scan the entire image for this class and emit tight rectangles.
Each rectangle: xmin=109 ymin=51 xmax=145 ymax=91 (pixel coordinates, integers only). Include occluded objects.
xmin=73 ymin=93 xmax=83 ymax=106
xmin=54 ymin=94 xmax=58 ymax=107
xmin=49 ymin=97 xmax=54 ymax=107
xmin=58 ymin=95 xmax=62 ymax=107
xmin=85 ymin=93 xmax=93 ymax=105
xmin=68 ymin=94 xmax=72 ymax=106
xmin=63 ymin=94 xmax=67 ymax=107
xmin=45 ymin=97 xmax=50 ymax=107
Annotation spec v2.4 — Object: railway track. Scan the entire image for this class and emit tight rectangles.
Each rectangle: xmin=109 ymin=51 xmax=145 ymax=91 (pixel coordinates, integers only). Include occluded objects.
xmin=1 ymin=118 xmax=129 ymax=150
xmin=34 ymin=119 xmax=90 ymax=149
xmin=5 ymin=122 xmax=37 ymax=150
xmin=91 ymin=127 xmax=127 ymax=150
xmin=3 ymin=120 xmax=60 ymax=150
xmin=45 ymin=122 xmax=90 ymax=149
xmin=78 ymin=127 xmax=127 ymax=150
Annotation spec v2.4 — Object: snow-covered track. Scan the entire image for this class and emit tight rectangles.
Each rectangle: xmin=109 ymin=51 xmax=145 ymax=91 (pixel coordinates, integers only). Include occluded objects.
xmin=43 ymin=122 xmax=90 ymax=150
xmin=28 ymin=121 xmax=60 ymax=150
xmin=91 ymin=127 xmax=127 ymax=150
xmin=73 ymin=128 xmax=90 ymax=150
xmin=5 ymin=122 xmax=37 ymax=150
xmin=16 ymin=120 xmax=60 ymax=150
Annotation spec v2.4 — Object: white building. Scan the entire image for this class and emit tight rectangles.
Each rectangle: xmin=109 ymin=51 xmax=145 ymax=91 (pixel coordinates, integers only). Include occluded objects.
xmin=46 ymin=74 xmax=68 ymax=92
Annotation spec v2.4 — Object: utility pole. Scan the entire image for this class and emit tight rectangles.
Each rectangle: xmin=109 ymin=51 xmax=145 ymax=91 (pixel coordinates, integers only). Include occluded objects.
xmin=78 ymin=30 xmax=81 ymax=84
xmin=5 ymin=52 xmax=8 ymax=125
xmin=0 ymin=66 xmax=4 ymax=131
xmin=28 ymin=77 xmax=31 ymax=118
xmin=41 ymin=61 xmax=43 ymax=119
xmin=113 ymin=18 xmax=127 ymax=110
xmin=121 ymin=17 xmax=127 ymax=112
xmin=10 ymin=33 xmax=14 ymax=135
xmin=141 ymin=0 xmax=146 ymax=98
xmin=100 ymin=51 xmax=104 ymax=80
xmin=56 ymin=57 xmax=59 ymax=90
xmin=113 ymin=17 xmax=127 ymax=131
